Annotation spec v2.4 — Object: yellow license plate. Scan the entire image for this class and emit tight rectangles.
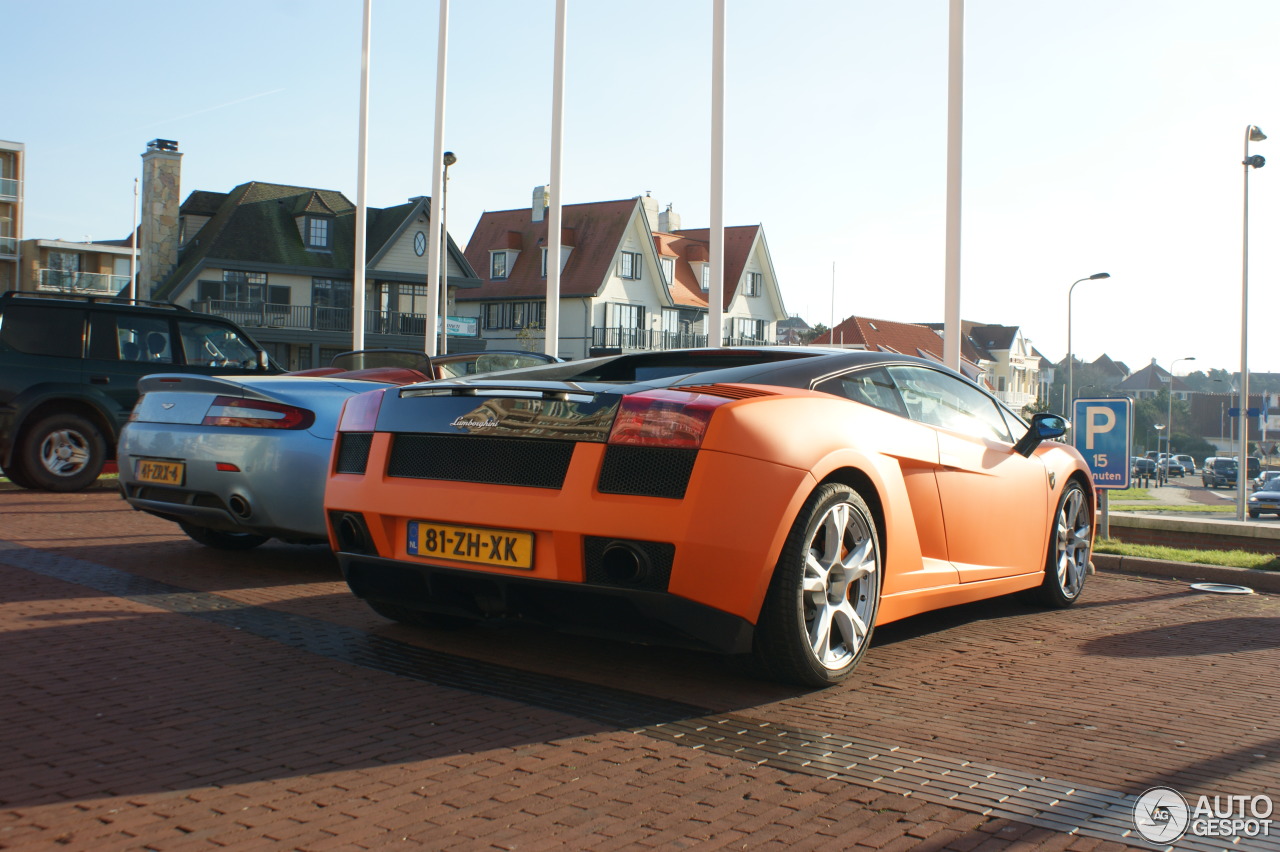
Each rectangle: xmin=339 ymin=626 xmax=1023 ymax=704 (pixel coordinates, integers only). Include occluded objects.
xmin=407 ymin=520 xmax=534 ymax=569
xmin=136 ymin=459 xmax=184 ymax=485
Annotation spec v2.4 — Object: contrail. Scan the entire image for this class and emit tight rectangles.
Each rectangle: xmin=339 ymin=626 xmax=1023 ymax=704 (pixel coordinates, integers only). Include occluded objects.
xmin=135 ymin=87 xmax=287 ymax=130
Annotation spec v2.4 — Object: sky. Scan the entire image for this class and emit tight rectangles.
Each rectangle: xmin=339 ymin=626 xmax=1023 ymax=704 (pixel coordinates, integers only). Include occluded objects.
xmin=9 ymin=0 xmax=1280 ymax=376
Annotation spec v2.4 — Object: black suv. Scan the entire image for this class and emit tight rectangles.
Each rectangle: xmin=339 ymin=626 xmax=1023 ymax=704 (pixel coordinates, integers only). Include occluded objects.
xmin=0 ymin=292 xmax=279 ymax=491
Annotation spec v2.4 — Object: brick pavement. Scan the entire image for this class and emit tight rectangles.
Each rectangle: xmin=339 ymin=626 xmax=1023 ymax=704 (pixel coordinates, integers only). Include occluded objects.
xmin=1 ymin=488 xmax=1276 ymax=850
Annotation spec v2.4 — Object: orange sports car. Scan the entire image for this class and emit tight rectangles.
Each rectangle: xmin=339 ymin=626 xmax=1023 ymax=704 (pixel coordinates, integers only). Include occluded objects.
xmin=324 ymin=348 xmax=1095 ymax=686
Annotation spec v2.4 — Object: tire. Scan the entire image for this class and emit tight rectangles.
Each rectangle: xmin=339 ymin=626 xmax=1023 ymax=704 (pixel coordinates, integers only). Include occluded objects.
xmin=1034 ymin=481 xmax=1092 ymax=608
xmin=2 ymin=455 xmax=38 ymax=489
xmin=754 ymin=483 xmax=882 ymax=688
xmin=366 ymin=600 xmax=472 ymax=630
xmin=1249 ymin=511 xmax=1260 ymax=519
xmin=16 ymin=413 xmax=107 ymax=492
xmin=178 ymin=521 xmax=269 ymax=551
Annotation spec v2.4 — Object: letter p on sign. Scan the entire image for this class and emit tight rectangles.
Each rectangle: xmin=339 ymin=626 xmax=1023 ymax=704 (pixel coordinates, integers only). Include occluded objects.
xmin=1084 ymin=406 xmax=1116 ymax=450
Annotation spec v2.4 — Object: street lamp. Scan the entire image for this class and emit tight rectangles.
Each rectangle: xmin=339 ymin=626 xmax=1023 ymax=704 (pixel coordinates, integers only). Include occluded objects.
xmin=1167 ymin=356 xmax=1195 ymax=460
xmin=1066 ymin=272 xmax=1111 ymax=409
xmin=1238 ymin=125 xmax=1265 ymax=521
xmin=438 ymin=150 xmax=456 ymax=355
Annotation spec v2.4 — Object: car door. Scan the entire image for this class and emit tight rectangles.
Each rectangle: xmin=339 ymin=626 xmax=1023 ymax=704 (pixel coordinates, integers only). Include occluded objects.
xmin=885 ymin=365 xmax=1051 ymax=583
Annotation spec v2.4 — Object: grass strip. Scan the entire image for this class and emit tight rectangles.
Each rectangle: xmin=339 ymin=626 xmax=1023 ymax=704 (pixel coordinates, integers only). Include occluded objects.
xmin=1094 ymin=538 xmax=1280 ymax=571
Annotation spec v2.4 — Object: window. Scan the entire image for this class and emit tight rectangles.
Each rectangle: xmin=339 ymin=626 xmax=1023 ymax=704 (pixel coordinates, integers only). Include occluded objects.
xmin=115 ymin=315 xmax=174 ymax=364
xmin=610 ymin=303 xmax=644 ymax=329
xmin=735 ymin=318 xmax=766 ymax=341
xmin=490 ymin=251 xmax=508 ymax=280
xmin=660 ymin=256 xmax=675 ymax=284
xmin=483 ymin=301 xmax=545 ymax=330
xmin=700 ymin=264 xmax=709 ymax=291
xmin=178 ymin=321 xmax=263 ymax=369
xmin=0 ymin=305 xmax=83 ymax=357
xmin=814 ymin=367 xmax=907 ymax=417
xmin=313 ymin=278 xmax=353 ymax=331
xmin=197 ymin=272 xmax=286 ymax=306
xmin=307 ymin=217 xmax=330 ymax=249
xmin=661 ymin=309 xmax=679 ymax=334
xmin=618 ymin=251 xmax=642 ymax=280
xmin=540 ymin=247 xmax=547 ymax=278
xmin=744 ymin=271 xmax=762 ymax=297
xmin=886 ymin=365 xmax=1013 ymax=443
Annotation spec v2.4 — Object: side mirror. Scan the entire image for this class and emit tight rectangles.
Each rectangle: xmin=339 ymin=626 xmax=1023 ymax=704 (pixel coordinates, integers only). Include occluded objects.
xmin=258 ymin=350 xmax=271 ymax=371
xmin=1013 ymin=413 xmax=1069 ymax=457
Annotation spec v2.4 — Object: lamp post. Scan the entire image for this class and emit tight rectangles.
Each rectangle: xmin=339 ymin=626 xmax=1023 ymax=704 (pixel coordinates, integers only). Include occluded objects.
xmin=1239 ymin=125 xmax=1266 ymax=520
xmin=438 ymin=150 xmax=456 ymax=356
xmin=1065 ymin=272 xmax=1111 ymax=409
xmin=1167 ymin=356 xmax=1195 ymax=462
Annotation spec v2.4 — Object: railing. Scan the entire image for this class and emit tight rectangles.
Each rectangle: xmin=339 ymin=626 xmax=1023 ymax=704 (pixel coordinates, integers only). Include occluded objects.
xmin=0 ymin=235 xmax=15 ymax=256
xmin=590 ymin=328 xmax=769 ymax=351
xmin=196 ymin=300 xmax=437 ymax=336
xmin=38 ymin=268 xmax=131 ymax=295
xmin=0 ymin=177 xmax=18 ymax=198
xmin=591 ymin=327 xmax=711 ymax=351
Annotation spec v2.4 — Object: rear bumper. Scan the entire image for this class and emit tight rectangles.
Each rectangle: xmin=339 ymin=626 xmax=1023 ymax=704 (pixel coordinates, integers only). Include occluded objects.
xmin=339 ymin=552 xmax=756 ymax=654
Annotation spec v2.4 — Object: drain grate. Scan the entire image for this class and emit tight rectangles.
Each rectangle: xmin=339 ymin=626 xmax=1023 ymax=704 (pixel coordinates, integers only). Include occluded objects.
xmin=2 ymin=539 xmax=1273 ymax=852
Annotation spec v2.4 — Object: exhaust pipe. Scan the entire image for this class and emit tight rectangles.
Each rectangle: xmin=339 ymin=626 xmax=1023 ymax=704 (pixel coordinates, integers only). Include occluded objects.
xmin=600 ymin=542 xmax=651 ymax=584
xmin=335 ymin=513 xmax=368 ymax=553
xmin=228 ymin=494 xmax=252 ymax=519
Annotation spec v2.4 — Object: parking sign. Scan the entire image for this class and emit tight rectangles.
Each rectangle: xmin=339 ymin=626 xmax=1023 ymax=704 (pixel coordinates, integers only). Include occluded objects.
xmin=1072 ymin=398 xmax=1132 ymax=490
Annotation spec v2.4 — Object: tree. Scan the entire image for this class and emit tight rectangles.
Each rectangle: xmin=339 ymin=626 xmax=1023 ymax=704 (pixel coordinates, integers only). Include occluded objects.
xmin=803 ymin=323 xmax=829 ymax=345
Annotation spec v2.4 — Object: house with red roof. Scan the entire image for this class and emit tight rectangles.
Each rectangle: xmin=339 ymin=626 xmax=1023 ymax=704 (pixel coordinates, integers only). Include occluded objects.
xmin=458 ymin=189 xmax=787 ymax=359
xmin=811 ymin=315 xmax=1049 ymax=413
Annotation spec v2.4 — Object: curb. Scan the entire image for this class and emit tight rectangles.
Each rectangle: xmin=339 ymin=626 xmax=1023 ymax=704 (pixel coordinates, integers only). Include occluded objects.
xmin=1093 ymin=552 xmax=1280 ymax=594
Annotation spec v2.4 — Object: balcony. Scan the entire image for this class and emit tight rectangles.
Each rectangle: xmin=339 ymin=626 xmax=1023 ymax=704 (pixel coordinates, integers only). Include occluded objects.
xmin=38 ymin=268 xmax=131 ymax=295
xmin=195 ymin=300 xmax=436 ymax=336
xmin=0 ymin=177 xmax=18 ymax=199
xmin=591 ymin=327 xmax=770 ymax=352
xmin=0 ymin=236 xmax=15 ymax=257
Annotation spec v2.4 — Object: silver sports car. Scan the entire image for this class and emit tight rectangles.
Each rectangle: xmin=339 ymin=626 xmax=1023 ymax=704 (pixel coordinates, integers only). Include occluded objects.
xmin=118 ymin=349 xmax=556 ymax=549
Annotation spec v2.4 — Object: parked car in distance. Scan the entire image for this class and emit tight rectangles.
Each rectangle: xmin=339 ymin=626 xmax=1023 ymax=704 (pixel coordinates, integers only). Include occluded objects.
xmin=1132 ymin=457 xmax=1157 ymax=479
xmin=1174 ymin=454 xmax=1196 ymax=475
xmin=0 ymin=292 xmax=278 ymax=492
xmin=118 ymin=349 xmax=559 ymax=549
xmin=1158 ymin=458 xmax=1184 ymax=478
xmin=1202 ymin=457 xmax=1238 ymax=489
xmin=325 ymin=347 xmax=1095 ymax=687
xmin=1248 ymin=478 xmax=1280 ymax=517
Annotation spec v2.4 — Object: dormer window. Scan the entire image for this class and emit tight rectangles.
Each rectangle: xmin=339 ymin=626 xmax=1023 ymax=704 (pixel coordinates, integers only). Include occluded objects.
xmin=700 ymin=264 xmax=709 ymax=291
xmin=304 ymin=216 xmax=331 ymax=250
xmin=660 ymin=256 xmax=675 ymax=285
xmin=491 ymin=251 xmax=508 ymax=280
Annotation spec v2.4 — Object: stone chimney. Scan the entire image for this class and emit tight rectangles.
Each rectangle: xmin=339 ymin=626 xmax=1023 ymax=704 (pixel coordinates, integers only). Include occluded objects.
xmin=532 ymin=185 xmax=549 ymax=222
xmin=640 ymin=191 xmax=659 ymax=227
xmin=658 ymin=202 xmax=680 ymax=233
xmin=140 ymin=139 xmax=182 ymax=301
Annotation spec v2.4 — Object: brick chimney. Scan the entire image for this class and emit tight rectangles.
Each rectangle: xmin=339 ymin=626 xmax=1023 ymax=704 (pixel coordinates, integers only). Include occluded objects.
xmin=140 ymin=139 xmax=182 ymax=301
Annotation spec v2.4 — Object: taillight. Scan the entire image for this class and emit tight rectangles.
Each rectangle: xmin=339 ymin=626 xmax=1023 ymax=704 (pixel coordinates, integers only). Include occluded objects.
xmin=336 ymin=389 xmax=385 ymax=432
xmin=128 ymin=394 xmax=146 ymax=422
xmin=607 ymin=389 xmax=732 ymax=449
xmin=202 ymin=396 xmax=315 ymax=430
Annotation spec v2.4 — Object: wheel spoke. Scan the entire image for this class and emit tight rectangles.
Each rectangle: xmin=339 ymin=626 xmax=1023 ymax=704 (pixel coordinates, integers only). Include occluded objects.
xmin=808 ymin=602 xmax=834 ymax=658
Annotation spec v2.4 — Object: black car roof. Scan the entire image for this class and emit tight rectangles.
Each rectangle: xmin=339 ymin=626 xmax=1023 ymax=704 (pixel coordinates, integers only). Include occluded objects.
xmin=440 ymin=347 xmax=972 ymax=392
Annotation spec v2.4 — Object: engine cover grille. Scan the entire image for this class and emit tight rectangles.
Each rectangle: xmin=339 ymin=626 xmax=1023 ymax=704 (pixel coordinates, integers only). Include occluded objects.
xmin=597 ymin=445 xmax=697 ymax=499
xmin=335 ymin=432 xmax=373 ymax=474
xmin=388 ymin=434 xmax=573 ymax=489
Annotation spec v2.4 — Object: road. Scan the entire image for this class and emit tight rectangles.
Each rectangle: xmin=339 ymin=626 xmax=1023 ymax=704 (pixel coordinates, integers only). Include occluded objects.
xmin=1 ymin=486 xmax=1277 ymax=851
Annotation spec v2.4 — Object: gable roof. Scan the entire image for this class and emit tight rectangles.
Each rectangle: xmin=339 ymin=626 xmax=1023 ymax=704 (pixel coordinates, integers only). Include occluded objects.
xmin=813 ymin=315 xmax=986 ymax=381
xmin=461 ymin=198 xmax=638 ymax=300
xmin=1118 ymin=360 xmax=1190 ymax=393
xmin=157 ymin=182 xmax=477 ymax=301
xmin=461 ymin=197 xmax=768 ymax=311
xmin=669 ymin=226 xmax=762 ymax=310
